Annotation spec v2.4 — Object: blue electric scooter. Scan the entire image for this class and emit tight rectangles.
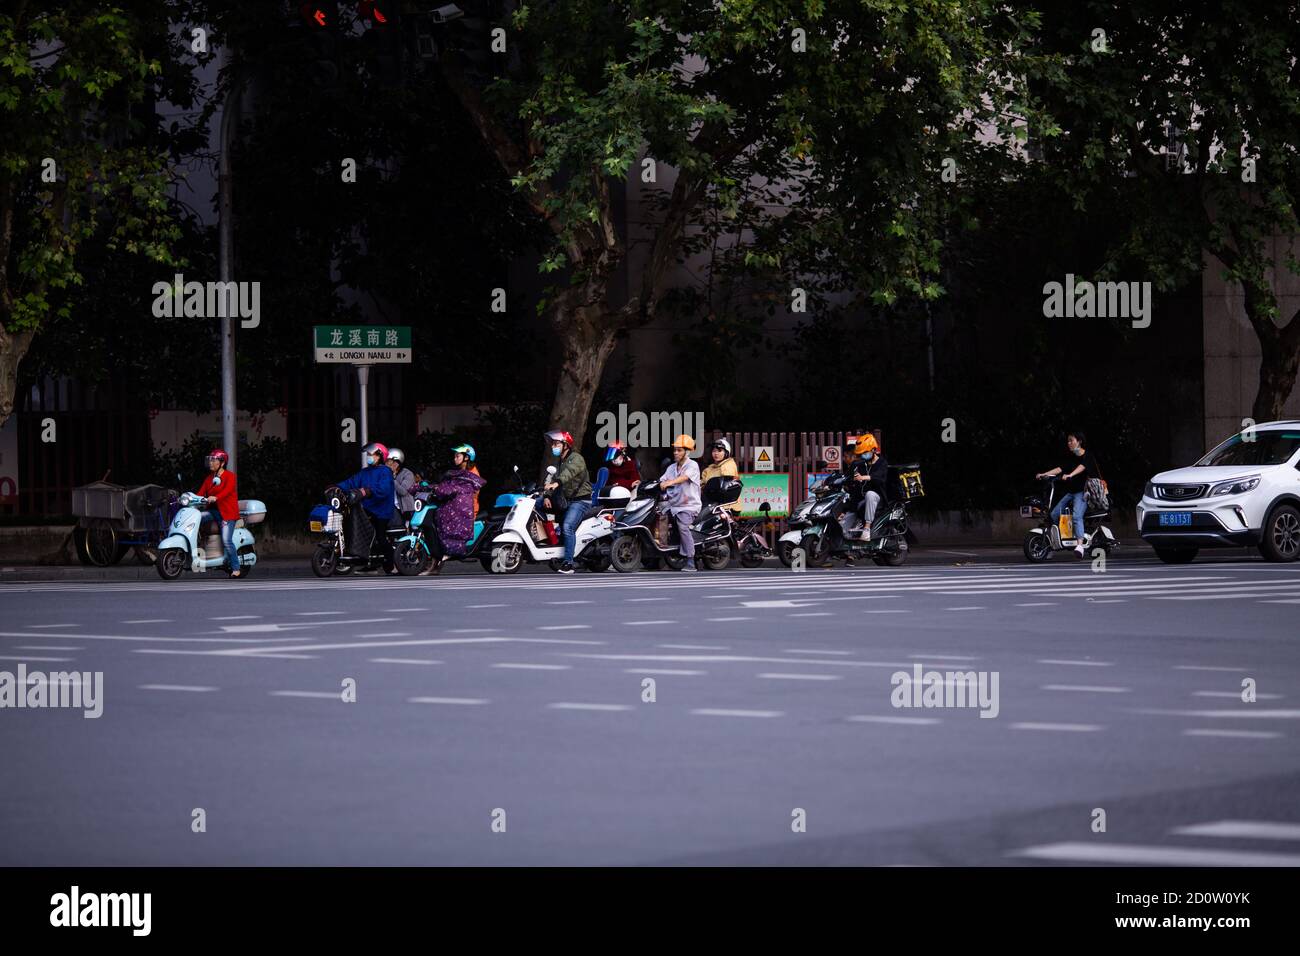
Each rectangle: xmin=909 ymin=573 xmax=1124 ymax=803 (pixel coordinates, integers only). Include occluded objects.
xmin=156 ymin=489 xmax=266 ymax=580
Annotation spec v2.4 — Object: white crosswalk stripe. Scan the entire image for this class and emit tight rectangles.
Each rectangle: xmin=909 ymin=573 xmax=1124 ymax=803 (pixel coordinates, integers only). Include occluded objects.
xmin=1010 ymin=818 xmax=1300 ymax=866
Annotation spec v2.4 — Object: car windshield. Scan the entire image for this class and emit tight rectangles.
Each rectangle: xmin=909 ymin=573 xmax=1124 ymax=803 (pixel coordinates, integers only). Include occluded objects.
xmin=1196 ymin=432 xmax=1300 ymax=467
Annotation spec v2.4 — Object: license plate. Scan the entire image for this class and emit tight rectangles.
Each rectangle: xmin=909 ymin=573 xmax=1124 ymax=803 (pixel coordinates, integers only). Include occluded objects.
xmin=310 ymin=521 xmax=323 ymax=532
xmin=1158 ymin=512 xmax=1192 ymax=527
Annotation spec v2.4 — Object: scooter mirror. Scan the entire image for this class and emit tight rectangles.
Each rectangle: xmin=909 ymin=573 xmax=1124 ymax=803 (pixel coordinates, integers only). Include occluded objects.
xmin=546 ymin=465 xmax=557 ymax=476
xmin=759 ymin=502 xmax=771 ymax=512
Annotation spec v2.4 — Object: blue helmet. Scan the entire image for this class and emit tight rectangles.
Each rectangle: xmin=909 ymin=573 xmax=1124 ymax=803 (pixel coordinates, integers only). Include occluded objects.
xmin=605 ymin=442 xmax=627 ymax=463
xmin=451 ymin=442 xmax=476 ymax=462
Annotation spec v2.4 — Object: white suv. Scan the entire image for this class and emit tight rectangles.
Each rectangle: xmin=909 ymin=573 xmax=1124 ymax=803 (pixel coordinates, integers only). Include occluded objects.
xmin=1138 ymin=421 xmax=1300 ymax=563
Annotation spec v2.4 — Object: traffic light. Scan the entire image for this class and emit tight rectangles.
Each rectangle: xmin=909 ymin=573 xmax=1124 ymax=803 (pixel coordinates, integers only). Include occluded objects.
xmin=298 ymin=2 xmax=338 ymax=29
xmin=296 ymin=1 xmax=340 ymax=87
xmin=357 ymin=0 xmax=403 ymax=86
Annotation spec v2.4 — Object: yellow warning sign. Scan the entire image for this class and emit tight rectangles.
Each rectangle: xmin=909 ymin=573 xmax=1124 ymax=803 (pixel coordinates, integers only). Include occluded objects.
xmin=754 ymin=445 xmax=774 ymax=471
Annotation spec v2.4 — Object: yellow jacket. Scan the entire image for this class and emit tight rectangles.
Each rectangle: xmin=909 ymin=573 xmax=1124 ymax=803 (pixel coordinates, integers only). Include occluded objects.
xmin=701 ymin=457 xmax=743 ymax=512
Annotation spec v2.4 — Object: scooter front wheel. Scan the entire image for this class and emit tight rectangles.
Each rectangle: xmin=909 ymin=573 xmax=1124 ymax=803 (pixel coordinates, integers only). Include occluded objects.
xmin=395 ymin=540 xmax=429 ymax=576
xmin=311 ymin=543 xmax=339 ymax=577
xmin=777 ymin=540 xmax=796 ymax=568
xmin=156 ymin=548 xmax=186 ymax=581
xmin=489 ymin=543 xmax=523 ymax=574
xmin=610 ymin=535 xmax=642 ymax=573
xmin=1023 ymin=531 xmax=1053 ymax=562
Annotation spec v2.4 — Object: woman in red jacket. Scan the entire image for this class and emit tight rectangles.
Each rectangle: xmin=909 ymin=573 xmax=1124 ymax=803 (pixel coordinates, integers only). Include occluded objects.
xmin=197 ymin=448 xmax=242 ymax=577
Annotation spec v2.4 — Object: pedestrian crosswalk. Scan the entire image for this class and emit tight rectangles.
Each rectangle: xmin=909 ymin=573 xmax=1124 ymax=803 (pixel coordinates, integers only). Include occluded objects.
xmin=1009 ymin=818 xmax=1300 ymax=866
xmin=3 ymin=565 xmax=1298 ymax=606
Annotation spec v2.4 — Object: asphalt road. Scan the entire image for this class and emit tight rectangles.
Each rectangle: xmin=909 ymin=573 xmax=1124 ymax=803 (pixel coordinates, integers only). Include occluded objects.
xmin=1 ymin=550 xmax=1297 ymax=866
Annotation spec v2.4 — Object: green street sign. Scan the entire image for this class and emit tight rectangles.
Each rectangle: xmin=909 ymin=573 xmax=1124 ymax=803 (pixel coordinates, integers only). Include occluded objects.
xmin=313 ymin=325 xmax=412 ymax=364
xmin=738 ymin=472 xmax=789 ymax=518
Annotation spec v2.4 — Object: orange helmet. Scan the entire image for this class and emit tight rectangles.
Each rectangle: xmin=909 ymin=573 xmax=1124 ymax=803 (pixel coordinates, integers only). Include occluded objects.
xmin=672 ymin=433 xmax=696 ymax=451
xmin=852 ymin=433 xmax=879 ymax=456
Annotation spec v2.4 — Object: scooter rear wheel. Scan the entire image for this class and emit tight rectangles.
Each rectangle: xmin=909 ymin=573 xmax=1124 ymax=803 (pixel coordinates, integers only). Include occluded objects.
xmin=777 ymin=540 xmax=795 ymax=568
xmin=700 ymin=541 xmax=733 ymax=571
xmin=156 ymin=548 xmax=186 ymax=581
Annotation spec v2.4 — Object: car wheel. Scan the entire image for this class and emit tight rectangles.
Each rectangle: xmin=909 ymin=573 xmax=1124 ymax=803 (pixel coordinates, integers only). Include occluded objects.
xmin=1154 ymin=546 xmax=1198 ymax=564
xmin=1260 ymin=505 xmax=1300 ymax=562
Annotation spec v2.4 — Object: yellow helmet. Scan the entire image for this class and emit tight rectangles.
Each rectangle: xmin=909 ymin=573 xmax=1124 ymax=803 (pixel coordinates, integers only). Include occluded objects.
xmin=853 ymin=433 xmax=879 ymax=456
xmin=673 ymin=433 xmax=696 ymax=451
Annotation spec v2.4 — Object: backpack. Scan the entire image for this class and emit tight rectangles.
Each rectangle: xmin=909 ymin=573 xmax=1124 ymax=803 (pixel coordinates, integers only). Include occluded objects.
xmin=1085 ymin=457 xmax=1109 ymax=513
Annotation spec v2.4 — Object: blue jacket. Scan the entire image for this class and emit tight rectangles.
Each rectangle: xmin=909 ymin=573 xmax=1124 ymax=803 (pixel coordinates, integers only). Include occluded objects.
xmin=339 ymin=464 xmax=395 ymax=520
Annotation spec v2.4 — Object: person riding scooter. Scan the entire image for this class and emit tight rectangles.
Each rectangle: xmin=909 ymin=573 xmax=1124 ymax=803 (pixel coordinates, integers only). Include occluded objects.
xmin=197 ymin=448 xmax=241 ymax=578
xmin=337 ymin=441 xmax=397 ymax=572
xmin=387 ymin=447 xmax=418 ymax=526
xmin=422 ymin=448 xmax=488 ymax=575
xmin=541 ymin=430 xmax=593 ymax=575
xmin=449 ymin=442 xmax=482 ymax=518
xmin=606 ymin=442 xmax=641 ymax=491
xmin=658 ymin=434 xmax=702 ymax=571
xmin=700 ymin=438 xmax=742 ymax=515
xmin=1036 ymin=430 xmax=1097 ymax=558
xmin=848 ymin=433 xmax=889 ymax=540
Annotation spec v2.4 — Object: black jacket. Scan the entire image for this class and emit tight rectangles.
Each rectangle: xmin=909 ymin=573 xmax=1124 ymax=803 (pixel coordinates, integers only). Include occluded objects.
xmin=848 ymin=455 xmax=889 ymax=502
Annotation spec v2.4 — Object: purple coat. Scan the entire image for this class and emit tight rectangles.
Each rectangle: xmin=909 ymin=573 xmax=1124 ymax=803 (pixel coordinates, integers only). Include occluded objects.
xmin=432 ymin=468 xmax=487 ymax=556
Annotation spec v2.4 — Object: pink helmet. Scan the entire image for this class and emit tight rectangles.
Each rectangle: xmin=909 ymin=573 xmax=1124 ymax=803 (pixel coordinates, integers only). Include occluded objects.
xmin=206 ymin=448 xmax=229 ymax=466
xmin=362 ymin=442 xmax=388 ymax=462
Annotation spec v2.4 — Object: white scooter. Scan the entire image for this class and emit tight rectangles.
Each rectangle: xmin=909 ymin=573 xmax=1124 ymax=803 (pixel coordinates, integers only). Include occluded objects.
xmin=156 ymin=490 xmax=266 ymax=580
xmin=488 ymin=465 xmax=629 ymax=573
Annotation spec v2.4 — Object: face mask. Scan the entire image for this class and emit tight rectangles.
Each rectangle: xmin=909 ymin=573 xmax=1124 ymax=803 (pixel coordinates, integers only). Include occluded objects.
xmin=551 ymin=446 xmax=563 ymax=457
xmin=1073 ymin=446 xmax=1084 ymax=456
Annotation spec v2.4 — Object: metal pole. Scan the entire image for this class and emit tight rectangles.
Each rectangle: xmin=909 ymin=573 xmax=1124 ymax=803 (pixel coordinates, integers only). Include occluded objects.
xmin=218 ymin=52 xmax=241 ymax=472
xmin=357 ymin=365 xmax=370 ymax=449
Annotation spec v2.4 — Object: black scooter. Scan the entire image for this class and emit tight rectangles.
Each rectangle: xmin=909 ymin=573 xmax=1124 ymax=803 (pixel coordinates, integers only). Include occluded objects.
xmin=309 ymin=486 xmax=403 ymax=577
xmin=607 ymin=480 xmax=691 ymax=572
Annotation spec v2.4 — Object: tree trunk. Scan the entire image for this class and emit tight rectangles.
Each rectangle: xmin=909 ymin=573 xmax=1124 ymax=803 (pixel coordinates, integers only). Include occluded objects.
xmin=1246 ymin=289 xmax=1300 ymax=424
xmin=0 ymin=326 xmax=34 ymax=429
xmin=549 ymin=307 xmax=618 ymax=439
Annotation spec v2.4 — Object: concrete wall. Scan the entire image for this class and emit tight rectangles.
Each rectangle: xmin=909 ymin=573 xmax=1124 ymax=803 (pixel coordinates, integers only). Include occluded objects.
xmin=1203 ymin=233 xmax=1300 ymax=450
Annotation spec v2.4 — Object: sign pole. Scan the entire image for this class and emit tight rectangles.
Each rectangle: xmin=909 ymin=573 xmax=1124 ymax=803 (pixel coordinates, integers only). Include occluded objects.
xmin=357 ymin=365 xmax=370 ymax=449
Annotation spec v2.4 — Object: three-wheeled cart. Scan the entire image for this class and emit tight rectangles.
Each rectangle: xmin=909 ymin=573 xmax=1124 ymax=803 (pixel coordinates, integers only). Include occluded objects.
xmin=70 ymin=481 xmax=179 ymax=566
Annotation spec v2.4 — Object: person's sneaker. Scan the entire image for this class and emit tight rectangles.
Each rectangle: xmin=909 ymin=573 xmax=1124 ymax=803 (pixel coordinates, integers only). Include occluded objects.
xmin=683 ymin=558 xmax=697 ymax=571
xmin=1073 ymin=543 xmax=1087 ymax=557
xmin=556 ymin=561 xmax=576 ymax=575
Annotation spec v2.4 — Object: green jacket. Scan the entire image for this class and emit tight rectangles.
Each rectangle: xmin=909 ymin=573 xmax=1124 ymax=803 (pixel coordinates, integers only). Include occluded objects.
xmin=547 ymin=451 xmax=591 ymax=502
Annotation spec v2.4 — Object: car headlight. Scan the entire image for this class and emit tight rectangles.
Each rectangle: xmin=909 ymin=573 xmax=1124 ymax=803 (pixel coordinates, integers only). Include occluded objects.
xmin=1143 ymin=481 xmax=1154 ymax=499
xmin=1209 ymin=476 xmax=1260 ymax=497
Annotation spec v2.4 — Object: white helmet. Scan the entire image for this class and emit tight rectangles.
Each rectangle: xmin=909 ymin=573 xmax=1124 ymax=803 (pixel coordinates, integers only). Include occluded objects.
xmin=711 ymin=437 xmax=732 ymax=456
xmin=386 ymin=447 xmax=405 ymax=465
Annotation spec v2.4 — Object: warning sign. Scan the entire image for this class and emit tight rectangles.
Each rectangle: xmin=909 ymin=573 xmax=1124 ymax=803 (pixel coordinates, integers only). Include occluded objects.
xmin=823 ymin=445 xmax=841 ymax=467
xmin=753 ymin=446 xmax=774 ymax=472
